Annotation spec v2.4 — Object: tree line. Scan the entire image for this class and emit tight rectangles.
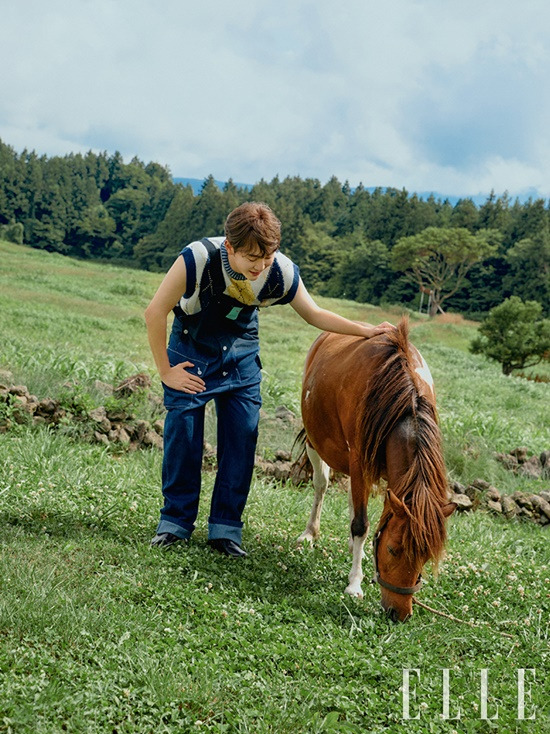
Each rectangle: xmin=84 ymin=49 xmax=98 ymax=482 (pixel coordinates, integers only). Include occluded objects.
xmin=1 ymin=138 xmax=548 ymax=317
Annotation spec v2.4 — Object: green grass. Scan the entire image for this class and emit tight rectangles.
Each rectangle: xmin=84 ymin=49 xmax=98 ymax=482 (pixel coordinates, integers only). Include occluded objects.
xmin=1 ymin=240 xmax=549 ymax=733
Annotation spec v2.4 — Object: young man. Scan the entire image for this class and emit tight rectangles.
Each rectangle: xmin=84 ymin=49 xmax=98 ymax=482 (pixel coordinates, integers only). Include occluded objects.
xmin=145 ymin=202 xmax=394 ymax=557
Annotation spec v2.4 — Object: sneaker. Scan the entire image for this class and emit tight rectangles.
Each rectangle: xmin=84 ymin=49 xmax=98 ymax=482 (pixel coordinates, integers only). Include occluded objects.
xmin=150 ymin=532 xmax=185 ymax=548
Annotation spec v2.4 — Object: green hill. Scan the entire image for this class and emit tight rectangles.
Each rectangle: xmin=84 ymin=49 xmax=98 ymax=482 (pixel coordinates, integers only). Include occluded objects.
xmin=0 ymin=240 xmax=549 ymax=732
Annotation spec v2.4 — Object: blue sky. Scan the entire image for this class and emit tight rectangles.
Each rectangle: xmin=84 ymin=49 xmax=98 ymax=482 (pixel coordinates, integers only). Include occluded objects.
xmin=2 ymin=0 xmax=550 ymax=199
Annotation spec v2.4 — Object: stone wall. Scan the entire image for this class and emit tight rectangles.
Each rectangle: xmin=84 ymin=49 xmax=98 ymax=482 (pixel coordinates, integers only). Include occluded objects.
xmin=2 ymin=375 xmax=548 ymax=528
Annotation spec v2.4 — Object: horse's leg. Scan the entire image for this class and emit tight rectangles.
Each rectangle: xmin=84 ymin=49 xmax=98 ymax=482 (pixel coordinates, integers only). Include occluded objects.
xmin=297 ymin=444 xmax=330 ymax=544
xmin=345 ymin=452 xmax=369 ymax=598
xmin=347 ymin=481 xmax=354 ymax=553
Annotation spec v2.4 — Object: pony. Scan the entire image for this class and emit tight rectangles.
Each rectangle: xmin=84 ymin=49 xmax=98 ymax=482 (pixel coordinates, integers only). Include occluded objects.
xmin=297 ymin=318 xmax=456 ymax=622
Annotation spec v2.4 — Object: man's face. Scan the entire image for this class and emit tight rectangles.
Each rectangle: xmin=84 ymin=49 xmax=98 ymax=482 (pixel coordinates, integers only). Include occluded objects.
xmin=225 ymin=241 xmax=277 ymax=281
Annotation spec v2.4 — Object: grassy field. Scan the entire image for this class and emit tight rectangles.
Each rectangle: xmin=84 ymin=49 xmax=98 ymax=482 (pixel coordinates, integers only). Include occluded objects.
xmin=0 ymin=239 xmax=549 ymax=733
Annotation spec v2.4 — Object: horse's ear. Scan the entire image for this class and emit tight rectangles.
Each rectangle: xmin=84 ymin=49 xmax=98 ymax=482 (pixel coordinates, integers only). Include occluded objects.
xmin=442 ymin=502 xmax=457 ymax=518
xmin=386 ymin=489 xmax=407 ymax=517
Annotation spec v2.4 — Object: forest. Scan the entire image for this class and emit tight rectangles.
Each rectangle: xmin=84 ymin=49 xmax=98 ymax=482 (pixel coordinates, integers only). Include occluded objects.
xmin=1 ymin=138 xmax=549 ymax=317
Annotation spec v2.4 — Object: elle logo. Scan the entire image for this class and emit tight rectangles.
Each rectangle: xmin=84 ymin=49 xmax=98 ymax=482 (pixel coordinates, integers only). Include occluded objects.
xmin=402 ymin=668 xmax=536 ymax=720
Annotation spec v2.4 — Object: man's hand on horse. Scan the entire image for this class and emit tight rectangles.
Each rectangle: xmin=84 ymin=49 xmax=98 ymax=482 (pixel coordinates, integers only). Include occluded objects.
xmin=366 ymin=321 xmax=396 ymax=338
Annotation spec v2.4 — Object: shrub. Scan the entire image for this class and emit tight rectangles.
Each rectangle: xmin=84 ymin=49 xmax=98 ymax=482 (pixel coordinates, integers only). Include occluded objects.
xmin=0 ymin=222 xmax=24 ymax=244
xmin=470 ymin=296 xmax=550 ymax=375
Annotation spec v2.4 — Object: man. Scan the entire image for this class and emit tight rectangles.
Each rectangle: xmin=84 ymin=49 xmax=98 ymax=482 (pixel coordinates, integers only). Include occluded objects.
xmin=145 ymin=202 xmax=394 ymax=556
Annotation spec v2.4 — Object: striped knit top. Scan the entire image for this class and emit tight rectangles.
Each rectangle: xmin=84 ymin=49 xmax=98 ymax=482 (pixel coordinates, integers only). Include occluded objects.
xmin=178 ymin=236 xmax=300 ymax=316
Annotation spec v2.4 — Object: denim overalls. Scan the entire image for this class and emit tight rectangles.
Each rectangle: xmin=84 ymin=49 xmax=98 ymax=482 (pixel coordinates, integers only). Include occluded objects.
xmin=156 ymin=240 xmax=266 ymax=545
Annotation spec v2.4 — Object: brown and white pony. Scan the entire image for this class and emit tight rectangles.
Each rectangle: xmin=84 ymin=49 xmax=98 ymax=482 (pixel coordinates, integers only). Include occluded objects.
xmin=297 ymin=318 xmax=456 ymax=622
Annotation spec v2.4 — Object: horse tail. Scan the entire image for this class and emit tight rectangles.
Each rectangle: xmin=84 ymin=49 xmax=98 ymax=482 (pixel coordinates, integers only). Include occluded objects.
xmin=359 ymin=317 xmax=449 ymax=564
xmin=292 ymin=427 xmax=307 ymax=462
xmin=290 ymin=427 xmax=313 ymax=482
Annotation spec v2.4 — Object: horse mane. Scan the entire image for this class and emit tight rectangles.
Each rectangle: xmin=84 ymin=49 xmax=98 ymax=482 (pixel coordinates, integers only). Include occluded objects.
xmin=358 ymin=317 xmax=449 ymax=566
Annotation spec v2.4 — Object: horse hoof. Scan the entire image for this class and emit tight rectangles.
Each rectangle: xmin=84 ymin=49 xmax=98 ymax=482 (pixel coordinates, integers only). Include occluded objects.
xmin=344 ymin=585 xmax=364 ymax=599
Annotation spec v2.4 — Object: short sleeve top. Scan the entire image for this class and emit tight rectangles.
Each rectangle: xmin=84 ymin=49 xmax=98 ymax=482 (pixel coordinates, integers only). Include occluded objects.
xmin=177 ymin=236 xmax=300 ymax=317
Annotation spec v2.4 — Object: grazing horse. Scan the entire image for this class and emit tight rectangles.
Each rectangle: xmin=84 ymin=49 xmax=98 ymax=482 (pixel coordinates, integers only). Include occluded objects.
xmin=297 ymin=318 xmax=456 ymax=622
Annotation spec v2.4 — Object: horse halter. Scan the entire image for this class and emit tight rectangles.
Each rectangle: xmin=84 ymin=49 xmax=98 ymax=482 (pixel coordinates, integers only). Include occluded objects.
xmin=372 ymin=518 xmax=423 ymax=596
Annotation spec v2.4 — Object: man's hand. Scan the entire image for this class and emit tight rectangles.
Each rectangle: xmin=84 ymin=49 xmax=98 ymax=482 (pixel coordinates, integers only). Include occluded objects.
xmin=161 ymin=362 xmax=206 ymax=394
xmin=366 ymin=321 xmax=396 ymax=338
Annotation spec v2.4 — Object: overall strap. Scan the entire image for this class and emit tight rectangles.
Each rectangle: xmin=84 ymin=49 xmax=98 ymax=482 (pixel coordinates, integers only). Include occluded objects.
xmin=172 ymin=238 xmax=225 ymax=322
xmin=198 ymin=238 xmax=226 ymax=308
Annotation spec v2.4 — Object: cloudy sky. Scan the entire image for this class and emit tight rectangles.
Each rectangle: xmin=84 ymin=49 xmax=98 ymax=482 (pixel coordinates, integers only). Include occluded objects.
xmin=2 ymin=0 xmax=550 ymax=198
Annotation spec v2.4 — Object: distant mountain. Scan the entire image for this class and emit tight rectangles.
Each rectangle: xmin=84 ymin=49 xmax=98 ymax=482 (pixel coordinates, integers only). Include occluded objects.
xmin=414 ymin=191 xmax=488 ymax=206
xmin=173 ymin=177 xmax=253 ymax=195
xmin=173 ymin=177 xmax=540 ymax=206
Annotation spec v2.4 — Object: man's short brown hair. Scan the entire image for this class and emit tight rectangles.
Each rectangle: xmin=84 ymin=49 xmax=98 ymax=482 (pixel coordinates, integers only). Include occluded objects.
xmin=224 ymin=202 xmax=281 ymax=255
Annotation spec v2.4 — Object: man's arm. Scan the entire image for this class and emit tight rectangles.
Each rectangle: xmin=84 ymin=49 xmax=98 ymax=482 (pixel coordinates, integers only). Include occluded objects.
xmin=289 ymin=279 xmax=394 ymax=338
xmin=144 ymin=257 xmax=206 ymax=394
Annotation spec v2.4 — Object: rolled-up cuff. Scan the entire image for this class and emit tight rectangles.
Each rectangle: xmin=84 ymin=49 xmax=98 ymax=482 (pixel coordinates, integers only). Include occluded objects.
xmin=208 ymin=522 xmax=242 ymax=545
xmin=156 ymin=518 xmax=193 ymax=539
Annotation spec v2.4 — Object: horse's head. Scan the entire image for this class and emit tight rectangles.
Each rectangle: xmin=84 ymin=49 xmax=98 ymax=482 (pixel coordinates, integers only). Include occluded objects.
xmin=374 ymin=490 xmax=456 ymax=622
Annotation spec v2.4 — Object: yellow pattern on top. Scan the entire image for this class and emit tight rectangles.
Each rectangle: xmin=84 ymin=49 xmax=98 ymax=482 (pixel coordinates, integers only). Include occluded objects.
xmin=226 ymin=278 xmax=257 ymax=305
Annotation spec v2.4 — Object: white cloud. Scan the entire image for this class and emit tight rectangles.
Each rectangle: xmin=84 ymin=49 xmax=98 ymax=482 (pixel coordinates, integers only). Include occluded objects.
xmin=2 ymin=0 xmax=550 ymax=197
